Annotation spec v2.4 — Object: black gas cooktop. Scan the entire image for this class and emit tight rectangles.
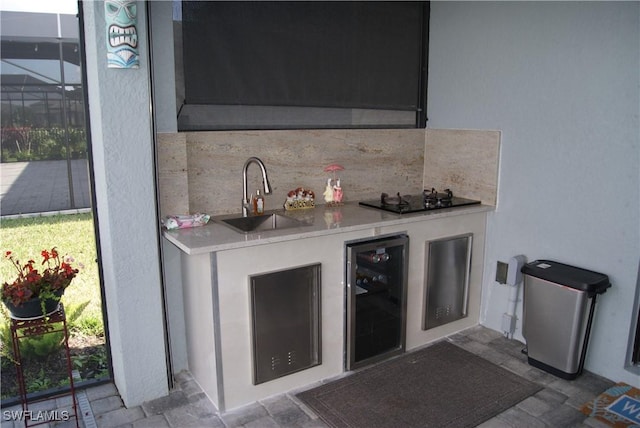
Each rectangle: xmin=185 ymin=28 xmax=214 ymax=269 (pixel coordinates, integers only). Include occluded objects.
xmin=359 ymin=189 xmax=481 ymax=214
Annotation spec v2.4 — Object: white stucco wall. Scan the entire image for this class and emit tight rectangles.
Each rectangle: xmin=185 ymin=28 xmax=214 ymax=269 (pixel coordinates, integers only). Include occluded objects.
xmin=81 ymin=1 xmax=169 ymax=405
xmin=427 ymin=1 xmax=639 ymax=385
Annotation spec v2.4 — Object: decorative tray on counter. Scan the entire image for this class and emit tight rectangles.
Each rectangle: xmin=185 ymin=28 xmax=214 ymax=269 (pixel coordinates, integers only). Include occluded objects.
xmin=284 ymin=187 xmax=315 ymax=211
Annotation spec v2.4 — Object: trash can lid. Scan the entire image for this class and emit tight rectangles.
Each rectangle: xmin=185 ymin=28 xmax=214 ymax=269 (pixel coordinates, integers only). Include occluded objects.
xmin=521 ymin=260 xmax=611 ymax=294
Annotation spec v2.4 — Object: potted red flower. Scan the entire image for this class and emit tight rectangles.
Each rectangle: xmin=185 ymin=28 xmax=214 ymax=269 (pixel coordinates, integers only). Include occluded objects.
xmin=1 ymin=248 xmax=79 ymax=319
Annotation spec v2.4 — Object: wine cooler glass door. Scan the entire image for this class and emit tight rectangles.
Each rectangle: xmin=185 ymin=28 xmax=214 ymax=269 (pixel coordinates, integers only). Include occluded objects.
xmin=346 ymin=234 xmax=409 ymax=370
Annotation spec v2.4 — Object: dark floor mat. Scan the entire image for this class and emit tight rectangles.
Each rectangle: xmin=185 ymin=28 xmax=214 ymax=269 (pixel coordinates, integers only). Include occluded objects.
xmin=297 ymin=340 xmax=542 ymax=428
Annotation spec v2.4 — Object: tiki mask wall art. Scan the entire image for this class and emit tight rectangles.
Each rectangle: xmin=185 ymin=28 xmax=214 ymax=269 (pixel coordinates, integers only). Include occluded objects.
xmin=105 ymin=0 xmax=139 ymax=68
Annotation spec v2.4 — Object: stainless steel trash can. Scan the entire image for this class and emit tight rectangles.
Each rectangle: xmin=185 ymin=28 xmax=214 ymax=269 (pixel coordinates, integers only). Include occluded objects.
xmin=521 ymin=260 xmax=610 ymax=380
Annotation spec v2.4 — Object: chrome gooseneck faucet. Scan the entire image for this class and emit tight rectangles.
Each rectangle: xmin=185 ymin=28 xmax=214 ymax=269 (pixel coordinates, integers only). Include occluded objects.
xmin=242 ymin=157 xmax=272 ymax=217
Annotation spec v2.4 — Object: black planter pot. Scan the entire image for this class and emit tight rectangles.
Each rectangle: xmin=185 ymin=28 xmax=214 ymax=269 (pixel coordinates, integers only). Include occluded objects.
xmin=3 ymin=290 xmax=64 ymax=319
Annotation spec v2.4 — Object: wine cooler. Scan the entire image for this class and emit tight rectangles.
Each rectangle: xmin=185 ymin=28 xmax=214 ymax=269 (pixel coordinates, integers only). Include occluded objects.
xmin=345 ymin=234 xmax=409 ymax=370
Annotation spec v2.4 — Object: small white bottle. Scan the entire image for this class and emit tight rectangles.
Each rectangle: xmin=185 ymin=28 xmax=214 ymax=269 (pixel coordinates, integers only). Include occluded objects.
xmin=253 ymin=189 xmax=265 ymax=215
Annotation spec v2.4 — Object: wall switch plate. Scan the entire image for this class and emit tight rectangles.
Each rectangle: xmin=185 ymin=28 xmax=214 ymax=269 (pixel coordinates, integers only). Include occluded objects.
xmin=496 ymin=261 xmax=508 ymax=284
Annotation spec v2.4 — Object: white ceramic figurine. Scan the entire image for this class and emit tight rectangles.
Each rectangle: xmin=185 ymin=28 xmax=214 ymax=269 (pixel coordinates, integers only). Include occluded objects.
xmin=323 ymin=178 xmax=334 ymax=203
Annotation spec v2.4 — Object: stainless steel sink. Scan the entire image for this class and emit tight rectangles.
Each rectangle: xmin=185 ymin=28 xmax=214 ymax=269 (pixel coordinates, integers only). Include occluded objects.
xmin=217 ymin=213 xmax=310 ymax=233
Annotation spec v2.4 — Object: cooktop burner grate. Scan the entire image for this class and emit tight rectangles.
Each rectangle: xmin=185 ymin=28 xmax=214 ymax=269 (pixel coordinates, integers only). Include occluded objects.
xmin=360 ymin=188 xmax=481 ymax=214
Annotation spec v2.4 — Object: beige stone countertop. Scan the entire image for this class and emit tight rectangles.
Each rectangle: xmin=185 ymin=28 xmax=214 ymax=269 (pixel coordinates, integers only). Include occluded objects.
xmin=162 ymin=202 xmax=494 ymax=255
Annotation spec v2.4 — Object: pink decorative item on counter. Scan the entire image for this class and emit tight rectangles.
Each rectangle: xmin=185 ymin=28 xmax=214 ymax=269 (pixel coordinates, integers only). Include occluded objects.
xmin=323 ymin=164 xmax=345 ymax=206
xmin=163 ymin=213 xmax=210 ymax=230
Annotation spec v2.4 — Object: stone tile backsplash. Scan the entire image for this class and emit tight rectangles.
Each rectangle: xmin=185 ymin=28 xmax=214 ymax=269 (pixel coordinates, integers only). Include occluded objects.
xmin=157 ymin=128 xmax=499 ymax=217
xmin=424 ymin=129 xmax=500 ymax=206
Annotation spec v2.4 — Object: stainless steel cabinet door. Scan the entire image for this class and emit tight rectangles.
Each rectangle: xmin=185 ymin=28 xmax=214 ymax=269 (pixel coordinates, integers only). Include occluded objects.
xmin=250 ymin=263 xmax=321 ymax=385
xmin=423 ymin=234 xmax=472 ymax=330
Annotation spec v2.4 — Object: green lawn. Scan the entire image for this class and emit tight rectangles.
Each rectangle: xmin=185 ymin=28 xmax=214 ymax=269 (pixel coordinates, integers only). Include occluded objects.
xmin=0 ymin=213 xmax=103 ymax=335
xmin=0 ymin=213 xmax=107 ymax=399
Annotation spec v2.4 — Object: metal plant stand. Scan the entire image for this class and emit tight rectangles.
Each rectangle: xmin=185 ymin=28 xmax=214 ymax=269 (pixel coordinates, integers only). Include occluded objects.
xmin=10 ymin=303 xmax=79 ymax=428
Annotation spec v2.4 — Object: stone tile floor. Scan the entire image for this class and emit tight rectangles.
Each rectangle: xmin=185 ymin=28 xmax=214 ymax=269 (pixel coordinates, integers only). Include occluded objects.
xmin=1 ymin=326 xmax=617 ymax=427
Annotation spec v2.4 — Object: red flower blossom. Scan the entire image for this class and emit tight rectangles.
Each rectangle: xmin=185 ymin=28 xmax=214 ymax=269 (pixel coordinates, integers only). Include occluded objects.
xmin=1 ymin=247 xmax=80 ymax=307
